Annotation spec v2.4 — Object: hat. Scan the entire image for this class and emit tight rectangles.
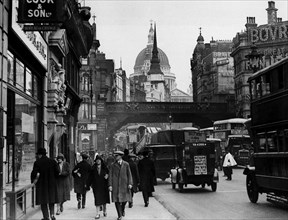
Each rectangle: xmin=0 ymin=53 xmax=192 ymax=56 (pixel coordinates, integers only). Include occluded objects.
xmin=129 ymin=153 xmax=137 ymax=158
xmin=57 ymin=153 xmax=64 ymax=160
xmin=81 ymin=153 xmax=88 ymax=159
xmin=114 ymin=150 xmax=124 ymax=156
xmin=36 ymin=148 xmax=47 ymax=155
xmin=94 ymin=155 xmax=102 ymax=161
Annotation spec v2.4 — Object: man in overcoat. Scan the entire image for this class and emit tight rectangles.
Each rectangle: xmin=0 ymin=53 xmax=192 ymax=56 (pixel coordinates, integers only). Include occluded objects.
xmin=108 ymin=151 xmax=133 ymax=220
xmin=72 ymin=153 xmax=91 ymax=209
xmin=137 ymin=150 xmax=156 ymax=207
xmin=127 ymin=153 xmax=140 ymax=208
xmin=31 ymin=148 xmax=59 ymax=220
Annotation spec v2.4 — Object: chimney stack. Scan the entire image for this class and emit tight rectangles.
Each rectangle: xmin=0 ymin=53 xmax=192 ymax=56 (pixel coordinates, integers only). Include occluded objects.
xmin=266 ymin=1 xmax=278 ymax=24
xmin=245 ymin=17 xmax=257 ymax=29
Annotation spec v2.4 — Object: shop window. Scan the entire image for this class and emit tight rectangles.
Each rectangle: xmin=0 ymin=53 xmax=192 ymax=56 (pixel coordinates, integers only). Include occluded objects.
xmin=25 ymin=68 xmax=32 ymax=96
xmin=33 ymin=75 xmax=39 ymax=99
xmin=6 ymin=94 xmax=39 ymax=184
xmin=16 ymin=59 xmax=25 ymax=90
xmin=7 ymin=51 xmax=14 ymax=84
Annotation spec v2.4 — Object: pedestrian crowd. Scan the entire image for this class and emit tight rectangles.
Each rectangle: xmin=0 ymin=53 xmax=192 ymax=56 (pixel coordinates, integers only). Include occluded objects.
xmin=30 ymin=147 xmax=156 ymax=220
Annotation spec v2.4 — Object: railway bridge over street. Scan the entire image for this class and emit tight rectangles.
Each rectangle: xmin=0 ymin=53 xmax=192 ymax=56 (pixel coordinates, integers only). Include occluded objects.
xmin=101 ymin=101 xmax=235 ymax=147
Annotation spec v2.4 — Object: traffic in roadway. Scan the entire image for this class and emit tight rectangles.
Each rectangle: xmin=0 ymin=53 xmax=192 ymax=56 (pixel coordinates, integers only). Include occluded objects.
xmin=154 ymin=168 xmax=288 ymax=220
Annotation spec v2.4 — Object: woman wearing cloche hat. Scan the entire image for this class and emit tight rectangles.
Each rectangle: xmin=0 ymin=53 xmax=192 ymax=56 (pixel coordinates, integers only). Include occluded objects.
xmin=55 ymin=153 xmax=71 ymax=215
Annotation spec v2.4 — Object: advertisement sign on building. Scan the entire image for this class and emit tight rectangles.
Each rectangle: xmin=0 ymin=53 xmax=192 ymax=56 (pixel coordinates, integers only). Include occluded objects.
xmin=17 ymin=0 xmax=65 ymax=23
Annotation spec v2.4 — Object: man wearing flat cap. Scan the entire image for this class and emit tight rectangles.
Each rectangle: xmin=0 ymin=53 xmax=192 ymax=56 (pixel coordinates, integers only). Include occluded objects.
xmin=109 ymin=151 xmax=133 ymax=220
xmin=31 ymin=148 xmax=59 ymax=220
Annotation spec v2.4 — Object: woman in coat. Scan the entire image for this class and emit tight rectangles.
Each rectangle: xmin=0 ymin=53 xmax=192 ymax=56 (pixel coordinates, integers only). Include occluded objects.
xmin=87 ymin=155 xmax=110 ymax=219
xmin=56 ymin=154 xmax=71 ymax=215
xmin=72 ymin=153 xmax=91 ymax=209
xmin=108 ymin=151 xmax=133 ymax=220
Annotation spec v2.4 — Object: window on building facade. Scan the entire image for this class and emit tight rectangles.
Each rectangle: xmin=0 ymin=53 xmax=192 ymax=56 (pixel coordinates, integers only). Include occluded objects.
xmin=82 ymin=58 xmax=88 ymax=65
xmin=7 ymin=51 xmax=14 ymax=84
xmin=79 ymin=103 xmax=89 ymax=119
xmin=25 ymin=68 xmax=32 ymax=96
xmin=16 ymin=58 xmax=25 ymax=90
xmin=7 ymin=51 xmax=39 ymax=99
xmin=81 ymin=74 xmax=89 ymax=92
xmin=6 ymin=94 xmax=39 ymax=185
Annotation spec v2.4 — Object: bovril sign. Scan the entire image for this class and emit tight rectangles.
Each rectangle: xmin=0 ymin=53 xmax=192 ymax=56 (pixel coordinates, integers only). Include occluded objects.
xmin=249 ymin=23 xmax=288 ymax=43
xmin=18 ymin=0 xmax=64 ymax=23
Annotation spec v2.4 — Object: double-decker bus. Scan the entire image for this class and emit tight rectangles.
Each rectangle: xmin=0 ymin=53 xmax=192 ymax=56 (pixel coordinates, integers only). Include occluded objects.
xmin=226 ymin=134 xmax=252 ymax=166
xmin=213 ymin=118 xmax=250 ymax=163
xmin=243 ymin=57 xmax=288 ymax=205
xmin=200 ymin=127 xmax=214 ymax=138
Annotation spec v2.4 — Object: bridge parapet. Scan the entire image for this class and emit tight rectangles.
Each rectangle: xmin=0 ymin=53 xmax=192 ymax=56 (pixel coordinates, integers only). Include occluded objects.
xmin=106 ymin=102 xmax=234 ymax=114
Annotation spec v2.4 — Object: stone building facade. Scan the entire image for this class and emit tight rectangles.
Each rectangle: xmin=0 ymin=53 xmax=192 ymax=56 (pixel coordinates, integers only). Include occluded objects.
xmin=191 ymin=33 xmax=235 ymax=104
xmin=0 ymin=1 xmax=93 ymax=219
xmin=231 ymin=1 xmax=288 ymax=118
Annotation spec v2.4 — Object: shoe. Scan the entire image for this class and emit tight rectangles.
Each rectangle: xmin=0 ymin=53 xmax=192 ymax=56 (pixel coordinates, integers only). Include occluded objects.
xmin=128 ymin=202 xmax=133 ymax=208
xmin=82 ymin=205 xmax=85 ymax=209
xmin=56 ymin=210 xmax=60 ymax=215
xmin=225 ymin=178 xmax=231 ymax=181
xmin=51 ymin=216 xmax=56 ymax=220
xmin=60 ymin=204 xmax=63 ymax=212
xmin=117 ymin=217 xmax=122 ymax=220
xmin=122 ymin=211 xmax=125 ymax=216
xmin=103 ymin=212 xmax=107 ymax=217
xmin=95 ymin=214 xmax=100 ymax=219
xmin=144 ymin=202 xmax=149 ymax=207
xmin=77 ymin=201 xmax=81 ymax=209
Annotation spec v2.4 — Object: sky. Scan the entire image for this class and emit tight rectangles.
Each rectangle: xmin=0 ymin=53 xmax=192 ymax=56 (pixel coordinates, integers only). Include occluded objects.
xmin=81 ymin=0 xmax=288 ymax=92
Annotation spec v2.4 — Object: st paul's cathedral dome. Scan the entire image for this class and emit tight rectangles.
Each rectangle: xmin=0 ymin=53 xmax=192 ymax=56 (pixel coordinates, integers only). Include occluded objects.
xmin=130 ymin=22 xmax=176 ymax=91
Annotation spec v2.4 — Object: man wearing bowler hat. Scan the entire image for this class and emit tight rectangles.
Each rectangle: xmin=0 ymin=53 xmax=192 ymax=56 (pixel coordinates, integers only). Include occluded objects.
xmin=108 ymin=151 xmax=133 ymax=220
xmin=31 ymin=148 xmax=59 ymax=220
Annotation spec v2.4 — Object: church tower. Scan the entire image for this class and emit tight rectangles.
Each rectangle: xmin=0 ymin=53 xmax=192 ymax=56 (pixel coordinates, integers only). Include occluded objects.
xmin=145 ymin=23 xmax=167 ymax=102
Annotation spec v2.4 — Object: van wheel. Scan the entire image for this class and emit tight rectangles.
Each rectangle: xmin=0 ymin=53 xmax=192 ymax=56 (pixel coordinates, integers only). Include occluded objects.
xmin=246 ymin=174 xmax=258 ymax=203
xmin=172 ymin=183 xmax=176 ymax=189
xmin=178 ymin=183 xmax=184 ymax=192
xmin=211 ymin=182 xmax=217 ymax=192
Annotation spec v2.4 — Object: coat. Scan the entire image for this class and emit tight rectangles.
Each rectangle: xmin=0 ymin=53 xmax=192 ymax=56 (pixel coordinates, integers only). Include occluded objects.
xmin=138 ymin=157 xmax=156 ymax=193
xmin=31 ymin=155 xmax=59 ymax=205
xmin=57 ymin=161 xmax=71 ymax=202
xmin=87 ymin=164 xmax=110 ymax=206
xmin=128 ymin=159 xmax=140 ymax=193
xmin=72 ymin=160 xmax=91 ymax=194
xmin=109 ymin=160 xmax=133 ymax=203
xmin=223 ymin=153 xmax=237 ymax=167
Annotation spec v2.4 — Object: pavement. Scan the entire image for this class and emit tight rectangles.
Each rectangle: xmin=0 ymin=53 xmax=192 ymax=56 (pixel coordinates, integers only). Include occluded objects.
xmin=22 ymin=189 xmax=176 ymax=220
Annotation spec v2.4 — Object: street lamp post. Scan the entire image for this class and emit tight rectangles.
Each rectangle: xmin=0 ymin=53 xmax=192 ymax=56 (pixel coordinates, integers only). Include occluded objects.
xmin=90 ymin=69 xmax=93 ymax=123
